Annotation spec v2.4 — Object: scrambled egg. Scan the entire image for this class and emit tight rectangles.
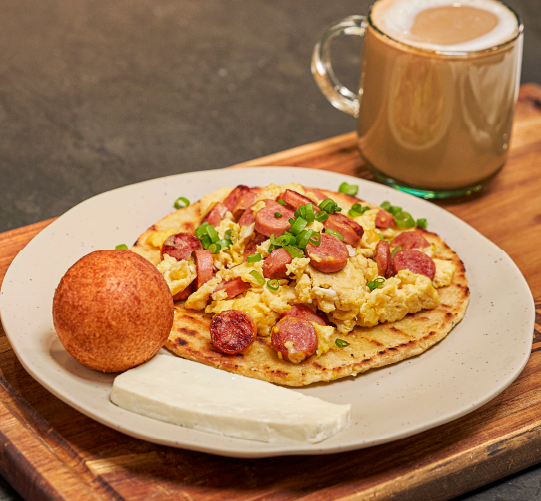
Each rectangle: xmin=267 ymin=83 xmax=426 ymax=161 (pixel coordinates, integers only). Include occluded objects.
xmin=150 ymin=184 xmax=454 ymax=340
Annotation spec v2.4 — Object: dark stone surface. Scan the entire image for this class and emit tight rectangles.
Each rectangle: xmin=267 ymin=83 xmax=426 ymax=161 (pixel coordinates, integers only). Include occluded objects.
xmin=0 ymin=0 xmax=540 ymax=499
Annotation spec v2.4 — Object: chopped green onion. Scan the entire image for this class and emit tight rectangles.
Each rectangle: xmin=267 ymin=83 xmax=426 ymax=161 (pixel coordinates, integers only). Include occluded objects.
xmin=314 ymin=210 xmax=329 ymax=222
xmin=215 ymin=239 xmax=230 ymax=249
xmin=367 ymin=277 xmax=386 ymax=291
xmin=174 ymin=197 xmax=190 ymax=209
xmin=250 ymin=270 xmax=265 ymax=286
xmin=324 ymin=228 xmax=344 ymax=241
xmin=339 ymin=182 xmax=359 ymax=196
xmin=394 ymin=211 xmax=416 ymax=228
xmin=391 ymin=246 xmax=403 ymax=259
xmin=284 ymin=245 xmax=304 ymax=258
xmin=319 ymin=198 xmax=342 ymax=214
xmin=348 ymin=203 xmax=371 ymax=217
xmin=380 ymin=201 xmax=392 ymax=211
xmin=208 ymin=243 xmax=222 ymax=254
xmin=275 ymin=212 xmax=283 ymax=218
xmin=195 ymin=222 xmax=211 ymax=239
xmin=115 ymin=244 xmax=128 ymax=250
xmin=416 ymin=218 xmax=428 ymax=229
xmin=278 ymin=199 xmax=286 ymax=205
xmin=274 ymin=234 xmax=293 ymax=247
xmin=304 ymin=204 xmax=315 ymax=223
xmin=335 ymin=338 xmax=350 ymax=348
xmin=206 ymin=225 xmax=220 ymax=243
xmin=247 ymin=253 xmax=262 ymax=263
xmin=224 ymin=229 xmax=236 ymax=243
xmin=290 ymin=217 xmax=308 ymax=235
xmin=309 ymin=232 xmax=321 ymax=246
xmin=389 ymin=205 xmax=403 ymax=216
xmin=267 ymin=279 xmax=280 ymax=291
xmin=377 ymin=232 xmax=389 ymax=242
xmin=296 ymin=229 xmax=314 ymax=250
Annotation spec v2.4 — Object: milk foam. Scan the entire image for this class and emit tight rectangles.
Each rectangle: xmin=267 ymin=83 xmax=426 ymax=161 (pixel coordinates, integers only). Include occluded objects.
xmin=371 ymin=0 xmax=519 ymax=52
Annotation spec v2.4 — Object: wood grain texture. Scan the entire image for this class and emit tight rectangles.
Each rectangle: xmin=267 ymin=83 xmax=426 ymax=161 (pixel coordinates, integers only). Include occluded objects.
xmin=0 ymin=85 xmax=540 ymax=501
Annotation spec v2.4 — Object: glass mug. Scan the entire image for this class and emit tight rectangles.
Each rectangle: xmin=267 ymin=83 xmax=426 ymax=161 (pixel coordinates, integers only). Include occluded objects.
xmin=312 ymin=0 xmax=523 ymax=198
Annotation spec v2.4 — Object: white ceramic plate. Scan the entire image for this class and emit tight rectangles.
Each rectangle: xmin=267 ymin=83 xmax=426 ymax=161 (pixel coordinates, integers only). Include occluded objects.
xmin=0 ymin=167 xmax=534 ymax=458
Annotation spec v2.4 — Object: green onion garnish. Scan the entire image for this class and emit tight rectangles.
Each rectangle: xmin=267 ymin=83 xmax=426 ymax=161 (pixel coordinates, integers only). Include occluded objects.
xmin=377 ymin=232 xmax=390 ymax=242
xmin=206 ymin=225 xmax=220 ymax=243
xmin=296 ymin=229 xmax=314 ymax=250
xmin=391 ymin=246 xmax=403 ymax=259
xmin=247 ymin=253 xmax=262 ymax=263
xmin=367 ymin=277 xmax=386 ymax=291
xmin=389 ymin=205 xmax=403 ymax=216
xmin=290 ymin=217 xmax=308 ymax=235
xmin=273 ymin=234 xmax=293 ymax=247
xmin=224 ymin=229 xmax=236 ymax=243
xmin=319 ymin=198 xmax=342 ymax=214
xmin=324 ymin=228 xmax=344 ymax=241
xmin=115 ymin=244 xmax=128 ymax=250
xmin=278 ymin=199 xmax=286 ymax=205
xmin=416 ymin=218 xmax=428 ymax=229
xmin=275 ymin=212 xmax=282 ymax=218
xmin=195 ymin=222 xmax=211 ymax=239
xmin=314 ymin=210 xmax=329 ymax=222
xmin=174 ymin=197 xmax=190 ymax=209
xmin=284 ymin=245 xmax=304 ymax=258
xmin=309 ymin=232 xmax=321 ymax=246
xmin=249 ymin=270 xmax=265 ymax=286
xmin=394 ymin=211 xmax=416 ymax=228
xmin=267 ymin=279 xmax=280 ymax=291
xmin=208 ymin=243 xmax=222 ymax=254
xmin=380 ymin=201 xmax=392 ymax=211
xmin=338 ymin=182 xmax=359 ymax=196
xmin=335 ymin=338 xmax=350 ymax=348
xmin=348 ymin=203 xmax=371 ymax=218
xmin=215 ymin=239 xmax=230 ymax=249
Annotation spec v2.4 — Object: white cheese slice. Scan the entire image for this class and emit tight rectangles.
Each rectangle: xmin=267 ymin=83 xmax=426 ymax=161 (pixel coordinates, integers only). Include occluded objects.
xmin=111 ymin=355 xmax=351 ymax=444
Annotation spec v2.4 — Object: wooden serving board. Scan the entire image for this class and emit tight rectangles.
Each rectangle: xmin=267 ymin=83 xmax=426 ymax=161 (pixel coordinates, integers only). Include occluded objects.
xmin=1 ymin=84 xmax=541 ymax=501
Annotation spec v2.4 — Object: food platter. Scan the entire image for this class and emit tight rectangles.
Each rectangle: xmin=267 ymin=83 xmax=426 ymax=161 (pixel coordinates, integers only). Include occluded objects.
xmin=0 ymin=167 xmax=534 ymax=458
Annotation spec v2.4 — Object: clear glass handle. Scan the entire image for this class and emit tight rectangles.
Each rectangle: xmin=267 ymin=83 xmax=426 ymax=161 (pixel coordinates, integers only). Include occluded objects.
xmin=311 ymin=15 xmax=367 ymax=117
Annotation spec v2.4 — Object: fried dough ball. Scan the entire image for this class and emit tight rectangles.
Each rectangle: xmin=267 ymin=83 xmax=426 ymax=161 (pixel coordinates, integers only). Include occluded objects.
xmin=53 ymin=250 xmax=174 ymax=372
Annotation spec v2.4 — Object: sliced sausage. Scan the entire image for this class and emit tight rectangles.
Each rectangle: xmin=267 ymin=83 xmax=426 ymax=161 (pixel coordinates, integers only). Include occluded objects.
xmin=193 ymin=250 xmax=214 ymax=290
xmin=173 ymin=284 xmax=193 ymax=301
xmin=255 ymin=204 xmax=295 ymax=237
xmin=392 ymin=249 xmax=436 ymax=280
xmin=271 ymin=317 xmax=318 ymax=363
xmin=281 ymin=304 xmax=326 ymax=326
xmin=201 ymin=202 xmax=228 ymax=227
xmin=161 ymin=233 xmax=202 ymax=261
xmin=391 ymin=231 xmax=430 ymax=249
xmin=210 ymin=310 xmax=256 ymax=355
xmin=213 ymin=277 xmax=250 ymax=298
xmin=239 ymin=199 xmax=280 ymax=227
xmin=277 ymin=189 xmax=317 ymax=210
xmin=375 ymin=209 xmax=393 ymax=229
xmin=243 ymin=233 xmax=268 ymax=260
xmin=324 ymin=213 xmax=364 ymax=246
xmin=231 ymin=191 xmax=259 ymax=220
xmin=262 ymin=248 xmax=293 ymax=279
xmin=306 ymin=233 xmax=349 ymax=273
xmin=375 ymin=240 xmax=392 ymax=278
xmin=222 ymin=185 xmax=252 ymax=212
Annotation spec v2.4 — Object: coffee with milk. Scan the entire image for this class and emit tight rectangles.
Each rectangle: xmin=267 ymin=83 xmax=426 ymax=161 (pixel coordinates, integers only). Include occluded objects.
xmin=312 ymin=0 xmax=523 ymax=197
xmin=358 ymin=0 xmax=521 ymax=193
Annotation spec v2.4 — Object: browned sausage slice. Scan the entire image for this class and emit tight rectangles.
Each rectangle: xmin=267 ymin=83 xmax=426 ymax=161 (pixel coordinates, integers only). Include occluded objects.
xmin=277 ymin=189 xmax=317 ymax=210
xmin=324 ymin=213 xmax=364 ymax=246
xmin=375 ymin=240 xmax=392 ymax=278
xmin=391 ymin=231 xmax=430 ymax=249
xmin=375 ymin=209 xmax=393 ymax=229
xmin=262 ymin=248 xmax=293 ymax=279
xmin=214 ymin=277 xmax=250 ymax=298
xmin=193 ymin=249 xmax=214 ymax=290
xmin=271 ymin=317 xmax=318 ymax=363
xmin=231 ymin=191 xmax=259 ymax=220
xmin=173 ymin=284 xmax=193 ymax=301
xmin=238 ymin=199 xmax=280 ymax=227
xmin=243 ymin=233 xmax=268 ymax=260
xmin=161 ymin=233 xmax=202 ymax=261
xmin=222 ymin=185 xmax=252 ymax=212
xmin=210 ymin=310 xmax=256 ymax=354
xmin=392 ymin=249 xmax=436 ymax=279
xmin=306 ymin=233 xmax=349 ymax=273
xmin=255 ymin=204 xmax=295 ymax=237
xmin=201 ymin=202 xmax=228 ymax=227
xmin=281 ymin=304 xmax=326 ymax=326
